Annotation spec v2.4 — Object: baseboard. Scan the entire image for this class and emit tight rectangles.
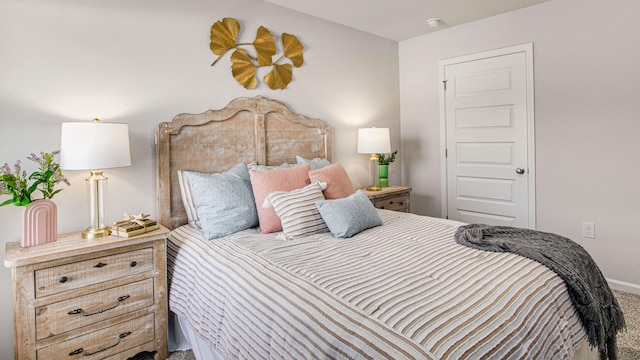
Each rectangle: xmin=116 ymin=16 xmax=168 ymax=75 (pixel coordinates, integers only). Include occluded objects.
xmin=607 ymin=278 xmax=640 ymax=295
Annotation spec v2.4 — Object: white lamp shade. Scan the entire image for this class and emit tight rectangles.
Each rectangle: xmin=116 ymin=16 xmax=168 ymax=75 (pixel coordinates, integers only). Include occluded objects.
xmin=357 ymin=127 xmax=391 ymax=154
xmin=60 ymin=122 xmax=131 ymax=170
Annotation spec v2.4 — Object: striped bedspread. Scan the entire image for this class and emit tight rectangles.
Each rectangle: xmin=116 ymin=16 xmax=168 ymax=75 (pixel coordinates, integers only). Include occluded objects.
xmin=167 ymin=210 xmax=587 ymax=359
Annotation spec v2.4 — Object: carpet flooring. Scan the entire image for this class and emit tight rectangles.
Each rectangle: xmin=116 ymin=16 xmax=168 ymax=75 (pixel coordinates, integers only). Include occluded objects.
xmin=159 ymin=290 xmax=640 ymax=360
xmin=615 ymin=290 xmax=640 ymax=359
xmin=166 ymin=350 xmax=194 ymax=360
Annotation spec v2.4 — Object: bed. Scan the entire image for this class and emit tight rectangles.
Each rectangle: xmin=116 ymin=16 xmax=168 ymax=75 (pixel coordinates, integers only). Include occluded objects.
xmin=157 ymin=96 xmax=599 ymax=359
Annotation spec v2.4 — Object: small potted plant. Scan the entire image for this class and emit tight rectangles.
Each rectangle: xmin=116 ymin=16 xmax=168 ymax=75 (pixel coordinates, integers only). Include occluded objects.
xmin=376 ymin=150 xmax=397 ymax=188
xmin=0 ymin=151 xmax=69 ymax=246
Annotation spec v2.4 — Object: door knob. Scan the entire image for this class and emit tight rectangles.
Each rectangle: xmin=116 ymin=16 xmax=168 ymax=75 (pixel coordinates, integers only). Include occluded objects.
xmin=516 ymin=168 xmax=525 ymax=174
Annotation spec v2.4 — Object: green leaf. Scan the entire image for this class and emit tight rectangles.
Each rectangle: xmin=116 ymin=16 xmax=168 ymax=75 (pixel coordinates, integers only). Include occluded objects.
xmin=28 ymin=181 xmax=39 ymax=194
xmin=0 ymin=198 xmax=13 ymax=207
xmin=377 ymin=150 xmax=398 ymax=165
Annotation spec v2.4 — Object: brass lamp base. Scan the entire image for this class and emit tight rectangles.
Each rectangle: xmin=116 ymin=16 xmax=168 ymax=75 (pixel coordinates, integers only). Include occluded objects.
xmin=366 ymin=185 xmax=382 ymax=191
xmin=81 ymin=226 xmax=112 ymax=239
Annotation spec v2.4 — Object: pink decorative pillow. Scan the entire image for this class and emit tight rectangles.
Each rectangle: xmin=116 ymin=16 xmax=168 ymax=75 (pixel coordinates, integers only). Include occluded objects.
xmin=308 ymin=163 xmax=356 ymax=200
xmin=249 ymin=164 xmax=311 ymax=233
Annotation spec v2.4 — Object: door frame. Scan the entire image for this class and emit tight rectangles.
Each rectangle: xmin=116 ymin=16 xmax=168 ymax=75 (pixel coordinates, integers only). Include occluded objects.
xmin=439 ymin=43 xmax=536 ymax=228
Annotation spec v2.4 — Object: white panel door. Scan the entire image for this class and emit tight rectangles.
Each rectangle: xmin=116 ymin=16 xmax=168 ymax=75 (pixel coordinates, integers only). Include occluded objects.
xmin=441 ymin=45 xmax=535 ymax=228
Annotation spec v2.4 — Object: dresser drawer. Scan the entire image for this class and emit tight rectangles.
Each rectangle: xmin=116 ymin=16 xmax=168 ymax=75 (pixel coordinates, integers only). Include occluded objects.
xmin=6 ymin=228 xmax=169 ymax=360
xmin=373 ymin=194 xmax=409 ymax=212
xmin=35 ymin=248 xmax=153 ymax=298
xmin=36 ymin=278 xmax=154 ymax=340
xmin=36 ymin=313 xmax=155 ymax=360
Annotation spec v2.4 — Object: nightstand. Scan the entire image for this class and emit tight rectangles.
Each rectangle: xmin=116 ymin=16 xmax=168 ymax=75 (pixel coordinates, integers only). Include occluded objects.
xmin=4 ymin=226 xmax=169 ymax=360
xmin=362 ymin=185 xmax=412 ymax=212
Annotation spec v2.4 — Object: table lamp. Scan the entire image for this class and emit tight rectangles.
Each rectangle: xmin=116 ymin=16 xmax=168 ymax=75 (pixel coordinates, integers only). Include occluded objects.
xmin=60 ymin=119 xmax=131 ymax=239
xmin=357 ymin=126 xmax=390 ymax=191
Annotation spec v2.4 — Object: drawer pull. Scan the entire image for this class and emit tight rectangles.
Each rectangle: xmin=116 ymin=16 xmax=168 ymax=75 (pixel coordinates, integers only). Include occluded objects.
xmin=59 ymin=276 xmax=68 ymax=283
xmin=130 ymin=261 xmax=137 ymax=267
xmin=93 ymin=262 xmax=107 ymax=268
xmin=67 ymin=295 xmax=131 ymax=316
xmin=68 ymin=331 xmax=131 ymax=357
xmin=68 ymin=348 xmax=83 ymax=356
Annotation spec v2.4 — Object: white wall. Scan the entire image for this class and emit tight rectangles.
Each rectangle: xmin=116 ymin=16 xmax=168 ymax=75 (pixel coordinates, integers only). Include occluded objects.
xmin=0 ymin=0 xmax=399 ymax=354
xmin=399 ymin=0 xmax=640 ymax=292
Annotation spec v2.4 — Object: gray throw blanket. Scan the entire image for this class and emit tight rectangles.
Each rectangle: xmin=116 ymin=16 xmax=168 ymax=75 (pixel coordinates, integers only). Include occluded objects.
xmin=454 ymin=224 xmax=625 ymax=360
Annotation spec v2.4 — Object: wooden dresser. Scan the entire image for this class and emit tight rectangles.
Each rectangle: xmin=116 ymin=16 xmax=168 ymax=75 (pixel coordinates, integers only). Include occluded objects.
xmin=4 ymin=226 xmax=169 ymax=360
xmin=362 ymin=185 xmax=412 ymax=212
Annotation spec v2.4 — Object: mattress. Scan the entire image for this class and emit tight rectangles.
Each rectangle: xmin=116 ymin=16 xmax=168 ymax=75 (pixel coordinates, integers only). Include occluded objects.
xmin=167 ymin=210 xmax=587 ymax=359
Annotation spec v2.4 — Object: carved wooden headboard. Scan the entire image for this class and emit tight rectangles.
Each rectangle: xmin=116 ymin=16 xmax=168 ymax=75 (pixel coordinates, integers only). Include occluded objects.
xmin=156 ymin=96 xmax=331 ymax=229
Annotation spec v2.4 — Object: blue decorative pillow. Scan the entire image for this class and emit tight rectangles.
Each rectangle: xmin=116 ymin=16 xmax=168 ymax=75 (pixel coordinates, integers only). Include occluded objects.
xmin=296 ymin=155 xmax=331 ymax=170
xmin=249 ymin=163 xmax=290 ymax=170
xmin=315 ymin=190 xmax=382 ymax=239
xmin=178 ymin=163 xmax=252 ymax=229
xmin=185 ymin=165 xmax=258 ymax=240
xmin=226 ymin=162 xmax=252 ymax=183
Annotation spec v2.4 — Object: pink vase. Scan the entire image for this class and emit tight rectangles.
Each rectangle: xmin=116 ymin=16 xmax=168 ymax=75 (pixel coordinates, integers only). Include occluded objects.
xmin=22 ymin=199 xmax=57 ymax=247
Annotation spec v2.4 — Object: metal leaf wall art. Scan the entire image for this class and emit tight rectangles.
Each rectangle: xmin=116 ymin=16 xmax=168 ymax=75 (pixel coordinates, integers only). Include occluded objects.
xmin=210 ymin=18 xmax=304 ymax=90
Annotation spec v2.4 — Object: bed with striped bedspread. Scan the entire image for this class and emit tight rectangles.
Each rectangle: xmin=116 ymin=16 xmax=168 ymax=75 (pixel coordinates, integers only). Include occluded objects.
xmin=167 ymin=210 xmax=587 ymax=359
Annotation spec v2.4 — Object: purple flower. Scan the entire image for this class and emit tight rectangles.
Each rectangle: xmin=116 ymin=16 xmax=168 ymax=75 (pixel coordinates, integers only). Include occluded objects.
xmin=0 ymin=151 xmax=69 ymax=207
xmin=53 ymin=171 xmax=71 ymax=186
xmin=27 ymin=153 xmax=43 ymax=165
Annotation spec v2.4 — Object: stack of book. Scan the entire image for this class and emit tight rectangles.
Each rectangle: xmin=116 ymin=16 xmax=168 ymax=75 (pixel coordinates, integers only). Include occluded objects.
xmin=112 ymin=217 xmax=159 ymax=238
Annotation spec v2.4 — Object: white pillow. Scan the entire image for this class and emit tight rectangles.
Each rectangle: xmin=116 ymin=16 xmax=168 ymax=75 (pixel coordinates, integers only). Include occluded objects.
xmin=264 ymin=181 xmax=329 ymax=239
xmin=177 ymin=170 xmax=200 ymax=228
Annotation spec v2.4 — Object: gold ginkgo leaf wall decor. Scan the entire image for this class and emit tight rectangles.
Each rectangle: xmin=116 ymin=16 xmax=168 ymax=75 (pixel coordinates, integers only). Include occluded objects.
xmin=210 ymin=17 xmax=304 ymax=90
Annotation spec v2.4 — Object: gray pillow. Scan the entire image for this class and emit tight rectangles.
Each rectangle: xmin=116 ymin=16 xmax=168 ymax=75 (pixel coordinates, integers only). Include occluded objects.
xmin=185 ymin=165 xmax=258 ymax=240
xmin=249 ymin=163 xmax=290 ymax=170
xmin=296 ymin=155 xmax=331 ymax=170
xmin=226 ymin=162 xmax=252 ymax=183
xmin=315 ymin=190 xmax=382 ymax=239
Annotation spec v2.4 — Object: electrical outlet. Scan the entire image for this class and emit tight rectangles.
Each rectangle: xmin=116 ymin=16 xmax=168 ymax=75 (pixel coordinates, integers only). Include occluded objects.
xmin=582 ymin=222 xmax=595 ymax=239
